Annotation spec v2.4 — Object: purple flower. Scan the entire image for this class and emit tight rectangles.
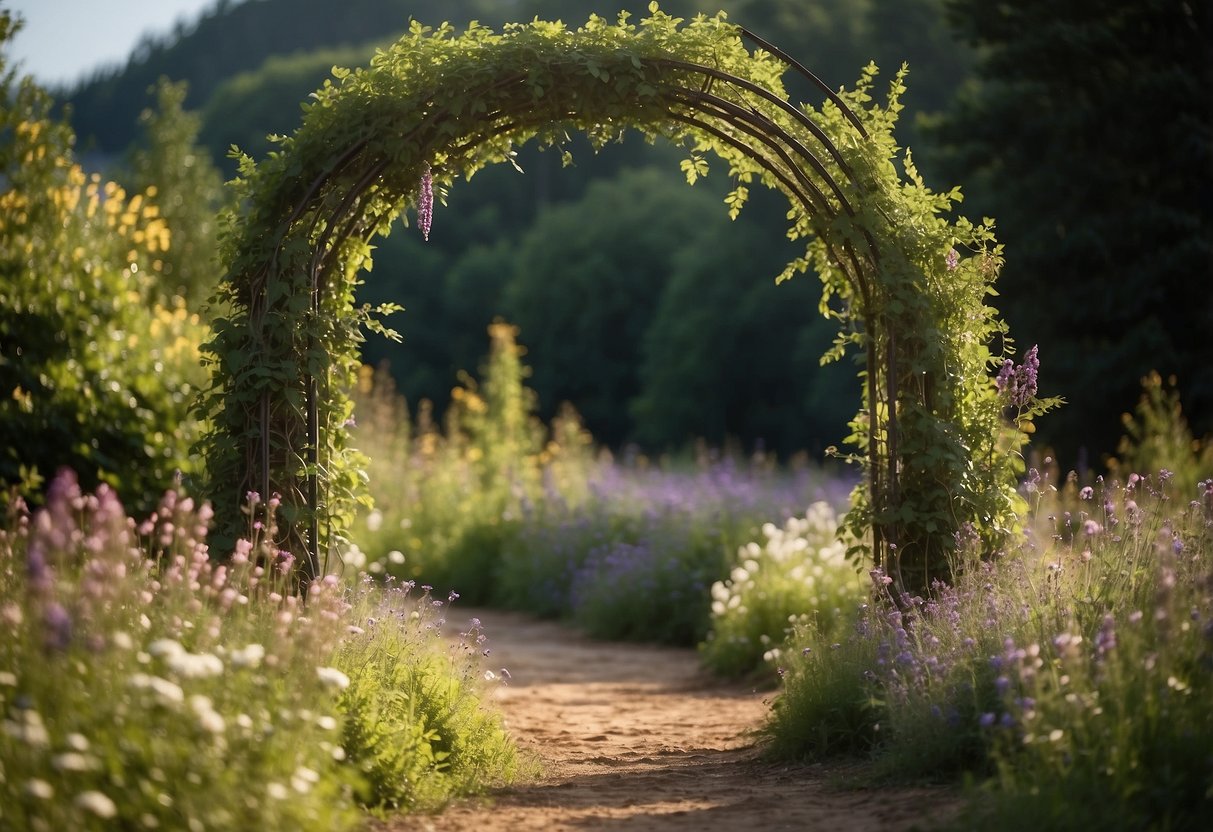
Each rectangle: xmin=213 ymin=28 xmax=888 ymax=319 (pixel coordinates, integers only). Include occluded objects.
xmin=945 ymin=248 xmax=960 ymax=271
xmin=43 ymin=602 xmax=72 ymax=652
xmin=418 ymin=163 xmax=433 ymax=242
xmin=1095 ymin=614 xmax=1117 ymax=660
xmin=995 ymin=345 xmax=1040 ymax=408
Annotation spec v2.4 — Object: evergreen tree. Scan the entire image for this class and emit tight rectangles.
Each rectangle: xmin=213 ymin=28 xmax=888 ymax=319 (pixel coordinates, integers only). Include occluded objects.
xmin=934 ymin=0 xmax=1213 ymax=463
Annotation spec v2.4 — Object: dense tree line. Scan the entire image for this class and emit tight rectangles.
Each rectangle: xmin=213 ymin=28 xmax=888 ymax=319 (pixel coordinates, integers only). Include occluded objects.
xmin=42 ymin=0 xmax=1211 ymax=461
xmin=931 ymin=0 xmax=1213 ymax=463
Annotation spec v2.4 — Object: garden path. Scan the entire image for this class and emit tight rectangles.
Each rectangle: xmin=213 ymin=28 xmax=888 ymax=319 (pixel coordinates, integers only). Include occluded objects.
xmin=383 ymin=608 xmax=960 ymax=831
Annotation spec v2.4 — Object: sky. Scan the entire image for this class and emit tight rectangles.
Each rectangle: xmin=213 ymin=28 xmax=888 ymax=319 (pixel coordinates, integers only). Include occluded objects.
xmin=4 ymin=0 xmax=220 ymax=88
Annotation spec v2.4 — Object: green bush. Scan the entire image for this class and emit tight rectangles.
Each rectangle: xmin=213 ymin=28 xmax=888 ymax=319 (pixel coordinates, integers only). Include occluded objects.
xmin=0 ymin=44 xmax=208 ymax=513
xmin=335 ymin=588 xmax=520 ymax=810
xmin=701 ymin=501 xmax=864 ymax=679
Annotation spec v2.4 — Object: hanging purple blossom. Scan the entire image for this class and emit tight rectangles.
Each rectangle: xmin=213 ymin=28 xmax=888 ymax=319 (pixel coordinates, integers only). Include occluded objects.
xmin=945 ymin=248 xmax=959 ymax=271
xmin=418 ymin=163 xmax=433 ymax=242
xmin=996 ymin=344 xmax=1040 ymax=408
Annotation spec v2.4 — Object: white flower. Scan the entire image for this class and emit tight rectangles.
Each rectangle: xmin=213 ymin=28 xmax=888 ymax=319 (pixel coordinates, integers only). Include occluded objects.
xmin=291 ymin=766 xmax=320 ymax=793
xmin=167 ymin=651 xmax=224 ymax=679
xmin=148 ymin=638 xmax=183 ymax=658
xmin=343 ymin=544 xmax=367 ymax=570
xmin=388 ymin=549 xmax=406 ymax=565
xmin=24 ymin=778 xmax=54 ymax=799
xmin=365 ymin=509 xmax=384 ymax=532
xmin=230 ymin=643 xmax=266 ymax=669
xmin=129 ymin=673 xmax=185 ymax=706
xmin=52 ymin=752 xmax=95 ymax=772
xmin=0 ymin=670 xmax=16 ymax=686
xmin=316 ymin=715 xmax=338 ymax=731
xmin=66 ymin=732 xmax=90 ymax=751
xmin=75 ymin=790 xmax=118 ymax=818
xmin=111 ymin=631 xmax=134 ymax=651
xmin=316 ymin=666 xmax=350 ymax=690
xmin=266 ymin=782 xmax=289 ymax=800
xmin=4 ymin=710 xmax=49 ymax=747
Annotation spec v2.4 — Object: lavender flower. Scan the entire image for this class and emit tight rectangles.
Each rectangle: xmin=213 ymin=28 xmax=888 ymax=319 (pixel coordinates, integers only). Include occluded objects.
xmin=945 ymin=248 xmax=959 ymax=271
xmin=418 ymin=163 xmax=433 ymax=242
xmin=995 ymin=344 xmax=1040 ymax=408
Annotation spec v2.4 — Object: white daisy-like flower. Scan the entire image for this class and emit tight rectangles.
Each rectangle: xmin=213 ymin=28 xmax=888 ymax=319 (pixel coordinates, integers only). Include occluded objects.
xmin=74 ymin=790 xmax=118 ymax=818
xmin=24 ymin=779 xmax=54 ymax=799
xmin=229 ymin=643 xmax=265 ymax=669
xmin=315 ymin=666 xmax=350 ymax=690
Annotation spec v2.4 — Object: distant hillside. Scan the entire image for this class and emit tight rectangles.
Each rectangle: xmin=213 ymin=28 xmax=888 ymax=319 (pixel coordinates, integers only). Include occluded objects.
xmin=63 ymin=0 xmax=510 ymax=153
xmin=65 ymin=0 xmax=966 ymax=162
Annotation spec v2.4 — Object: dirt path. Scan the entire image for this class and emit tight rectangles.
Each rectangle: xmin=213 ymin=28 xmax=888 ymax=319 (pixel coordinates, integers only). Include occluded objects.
xmin=383 ymin=608 xmax=960 ymax=831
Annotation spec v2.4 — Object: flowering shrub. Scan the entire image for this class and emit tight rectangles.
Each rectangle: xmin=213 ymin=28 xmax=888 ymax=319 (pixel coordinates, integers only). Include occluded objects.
xmin=766 ymin=469 xmax=1213 ymax=828
xmin=701 ymin=502 xmax=863 ymax=678
xmin=0 ymin=471 xmax=518 ymax=830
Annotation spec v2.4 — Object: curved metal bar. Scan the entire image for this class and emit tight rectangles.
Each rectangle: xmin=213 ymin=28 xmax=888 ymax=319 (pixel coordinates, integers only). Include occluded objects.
xmin=666 ymin=85 xmax=856 ymax=220
xmin=735 ymin=26 xmax=869 ymax=140
xmin=650 ymin=58 xmax=862 ymax=195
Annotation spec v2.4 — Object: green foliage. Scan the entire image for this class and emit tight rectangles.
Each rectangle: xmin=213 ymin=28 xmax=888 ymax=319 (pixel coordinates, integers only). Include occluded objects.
xmin=126 ymin=77 xmax=226 ymax=310
xmin=762 ymin=621 xmax=881 ymax=760
xmin=0 ymin=35 xmax=208 ymax=513
xmin=347 ymin=323 xmax=593 ymax=604
xmin=335 ymin=588 xmax=520 ymax=811
xmin=199 ymin=45 xmax=381 ymax=171
xmin=504 ymin=168 xmax=735 ymax=444
xmin=1110 ymin=371 xmax=1213 ymax=503
xmin=200 ymin=5 xmax=1041 ymax=593
xmin=701 ymin=502 xmax=864 ymax=678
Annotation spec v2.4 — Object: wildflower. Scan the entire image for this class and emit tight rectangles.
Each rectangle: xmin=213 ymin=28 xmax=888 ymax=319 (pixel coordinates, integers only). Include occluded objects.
xmin=292 ymin=766 xmax=321 ymax=794
xmin=995 ymin=345 xmax=1040 ymax=408
xmin=130 ymin=673 xmax=186 ymax=706
xmin=230 ymin=643 xmax=265 ymax=668
xmin=316 ymin=666 xmax=350 ymax=690
xmin=945 ymin=248 xmax=959 ymax=271
xmin=42 ymin=602 xmax=73 ymax=652
xmin=1095 ymin=614 xmax=1117 ymax=659
xmin=2 ymin=601 xmax=23 ymax=628
xmin=418 ymin=163 xmax=433 ymax=241
xmin=52 ymin=752 xmax=95 ymax=771
xmin=24 ymin=779 xmax=54 ymax=799
xmin=74 ymin=790 xmax=118 ymax=819
xmin=166 ymin=650 xmax=224 ymax=679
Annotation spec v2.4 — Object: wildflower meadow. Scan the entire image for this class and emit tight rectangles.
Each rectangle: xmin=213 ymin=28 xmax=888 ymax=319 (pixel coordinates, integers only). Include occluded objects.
xmin=4 ymin=3 xmax=1211 ymax=830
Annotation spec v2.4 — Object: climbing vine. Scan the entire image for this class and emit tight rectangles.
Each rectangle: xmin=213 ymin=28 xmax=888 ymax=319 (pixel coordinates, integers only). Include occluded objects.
xmin=199 ymin=4 xmax=1056 ymax=590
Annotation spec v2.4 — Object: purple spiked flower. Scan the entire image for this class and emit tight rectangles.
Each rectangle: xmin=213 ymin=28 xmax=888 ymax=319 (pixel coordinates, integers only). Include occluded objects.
xmin=418 ymin=163 xmax=433 ymax=242
xmin=996 ymin=344 xmax=1040 ymax=408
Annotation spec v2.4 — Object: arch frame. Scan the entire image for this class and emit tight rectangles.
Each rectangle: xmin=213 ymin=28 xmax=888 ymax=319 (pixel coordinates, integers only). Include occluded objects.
xmin=199 ymin=7 xmax=1046 ymax=592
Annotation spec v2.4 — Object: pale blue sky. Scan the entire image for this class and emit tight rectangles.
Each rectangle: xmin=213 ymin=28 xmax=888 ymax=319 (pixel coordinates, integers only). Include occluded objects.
xmin=4 ymin=0 xmax=219 ymax=87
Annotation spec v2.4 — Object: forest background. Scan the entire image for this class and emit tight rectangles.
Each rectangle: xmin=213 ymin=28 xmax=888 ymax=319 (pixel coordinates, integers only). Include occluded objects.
xmin=33 ymin=0 xmax=1213 ymax=466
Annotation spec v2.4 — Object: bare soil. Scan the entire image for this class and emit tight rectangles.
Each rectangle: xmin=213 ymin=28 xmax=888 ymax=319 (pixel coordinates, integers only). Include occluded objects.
xmin=378 ymin=608 xmax=961 ymax=831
